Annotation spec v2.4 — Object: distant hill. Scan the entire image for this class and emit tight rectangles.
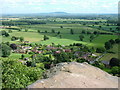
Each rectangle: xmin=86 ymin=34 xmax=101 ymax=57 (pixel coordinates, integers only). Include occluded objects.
xmin=50 ymin=12 xmax=68 ymax=14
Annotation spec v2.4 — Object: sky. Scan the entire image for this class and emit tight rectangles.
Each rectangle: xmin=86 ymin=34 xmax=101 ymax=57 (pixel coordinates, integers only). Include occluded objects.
xmin=1 ymin=0 xmax=119 ymax=14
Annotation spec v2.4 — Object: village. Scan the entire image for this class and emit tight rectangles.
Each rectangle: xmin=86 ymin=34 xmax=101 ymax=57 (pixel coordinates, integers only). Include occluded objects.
xmin=10 ymin=41 xmax=99 ymax=66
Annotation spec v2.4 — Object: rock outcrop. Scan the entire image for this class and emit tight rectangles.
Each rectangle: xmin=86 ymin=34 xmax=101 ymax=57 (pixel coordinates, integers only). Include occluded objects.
xmin=27 ymin=62 xmax=118 ymax=88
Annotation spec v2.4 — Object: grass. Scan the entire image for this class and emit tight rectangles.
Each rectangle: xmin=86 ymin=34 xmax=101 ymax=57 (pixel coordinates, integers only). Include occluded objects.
xmin=9 ymin=53 xmax=31 ymax=59
xmin=100 ymin=44 xmax=119 ymax=61
xmin=1 ymin=31 xmax=44 ymax=43
xmin=92 ymin=35 xmax=118 ymax=47
xmin=1 ymin=28 xmax=118 ymax=48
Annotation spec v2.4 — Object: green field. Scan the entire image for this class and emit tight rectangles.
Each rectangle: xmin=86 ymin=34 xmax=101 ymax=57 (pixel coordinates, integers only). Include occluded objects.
xmin=8 ymin=53 xmax=31 ymax=59
xmin=1 ymin=23 xmax=118 ymax=48
xmin=100 ymin=44 xmax=119 ymax=61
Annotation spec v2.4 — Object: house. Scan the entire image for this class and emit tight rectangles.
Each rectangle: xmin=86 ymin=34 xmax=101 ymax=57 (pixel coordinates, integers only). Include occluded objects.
xmin=92 ymin=54 xmax=97 ymax=57
xmin=37 ymin=51 xmax=43 ymax=54
xmin=55 ymin=51 xmax=61 ymax=54
xmin=24 ymin=41 xmax=30 ymax=44
xmin=101 ymin=60 xmax=110 ymax=67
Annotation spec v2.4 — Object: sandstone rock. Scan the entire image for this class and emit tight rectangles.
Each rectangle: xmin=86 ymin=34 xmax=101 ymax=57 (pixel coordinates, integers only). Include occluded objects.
xmin=27 ymin=62 xmax=119 ymax=88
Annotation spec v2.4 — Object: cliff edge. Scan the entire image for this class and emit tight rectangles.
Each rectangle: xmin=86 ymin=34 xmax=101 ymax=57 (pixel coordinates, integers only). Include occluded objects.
xmin=27 ymin=62 xmax=118 ymax=88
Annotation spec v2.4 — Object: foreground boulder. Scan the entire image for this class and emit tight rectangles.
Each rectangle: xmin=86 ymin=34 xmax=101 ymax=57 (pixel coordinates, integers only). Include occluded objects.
xmin=27 ymin=62 xmax=118 ymax=88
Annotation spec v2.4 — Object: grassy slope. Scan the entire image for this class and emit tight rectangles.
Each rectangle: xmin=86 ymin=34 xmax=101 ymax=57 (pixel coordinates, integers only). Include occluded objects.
xmin=1 ymin=26 xmax=117 ymax=48
xmin=100 ymin=44 xmax=119 ymax=61
xmin=9 ymin=53 xmax=31 ymax=59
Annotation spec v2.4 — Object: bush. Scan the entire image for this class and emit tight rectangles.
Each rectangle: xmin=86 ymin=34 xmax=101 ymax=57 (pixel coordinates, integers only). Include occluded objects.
xmin=1 ymin=44 xmax=11 ymax=57
xmin=109 ymin=58 xmax=120 ymax=67
xmin=96 ymin=48 xmax=105 ymax=53
xmin=2 ymin=58 xmax=43 ymax=88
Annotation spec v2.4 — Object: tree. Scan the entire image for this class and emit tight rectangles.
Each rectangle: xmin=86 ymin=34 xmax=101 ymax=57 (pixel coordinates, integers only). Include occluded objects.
xmin=109 ymin=58 xmax=120 ymax=67
xmin=104 ymin=42 xmax=112 ymax=50
xmin=110 ymin=28 xmax=112 ymax=31
xmin=1 ymin=30 xmax=9 ymax=37
xmin=51 ymin=29 xmax=55 ymax=33
xmin=18 ymin=29 xmax=22 ymax=32
xmin=45 ymin=31 xmax=47 ymax=33
xmin=21 ymin=54 xmax=25 ymax=59
xmin=87 ymin=31 xmax=91 ymax=34
xmin=37 ymin=30 xmax=41 ymax=33
xmin=90 ymin=35 xmax=94 ymax=42
xmin=93 ymin=31 xmax=98 ymax=35
xmin=20 ymin=37 xmax=24 ymax=42
xmin=57 ymin=31 xmax=60 ymax=35
xmin=1 ymin=44 xmax=11 ymax=57
xmin=79 ymin=35 xmax=84 ymax=41
xmin=8 ymin=29 xmax=12 ymax=33
xmin=70 ymin=29 xmax=74 ymax=34
xmin=111 ymin=66 xmax=120 ymax=76
xmin=60 ymin=35 xmax=62 ymax=39
xmin=2 ymin=58 xmax=42 ymax=88
xmin=11 ymin=36 xmax=19 ymax=41
xmin=109 ymin=39 xmax=115 ymax=44
xmin=96 ymin=48 xmax=105 ymax=53
xmin=60 ymin=26 xmax=63 ymax=28
xmin=82 ymin=30 xmax=85 ymax=34
xmin=10 ymin=43 xmax=17 ymax=50
xmin=25 ymin=29 xmax=28 ymax=32
xmin=4 ymin=33 xmax=9 ymax=37
xmin=115 ymin=38 xmax=120 ymax=43
xmin=99 ymin=26 xmax=102 ymax=29
xmin=43 ymin=35 xmax=49 ymax=40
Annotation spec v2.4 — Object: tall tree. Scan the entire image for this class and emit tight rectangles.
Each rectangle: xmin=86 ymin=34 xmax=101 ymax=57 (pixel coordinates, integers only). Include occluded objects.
xmin=70 ymin=29 xmax=74 ymax=34
xmin=20 ymin=37 xmax=24 ymax=42
xmin=1 ymin=44 xmax=11 ymax=57
xmin=79 ymin=35 xmax=84 ymax=41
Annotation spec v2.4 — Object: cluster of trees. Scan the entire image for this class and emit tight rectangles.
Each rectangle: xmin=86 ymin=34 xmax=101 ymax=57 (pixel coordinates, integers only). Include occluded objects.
xmin=104 ymin=38 xmax=120 ymax=50
xmin=0 ymin=43 xmax=19 ymax=57
xmin=79 ymin=35 xmax=84 ymax=41
xmin=6 ymin=27 xmax=21 ymax=31
xmin=2 ymin=20 xmax=46 ymax=26
xmin=1 ymin=30 xmax=9 ymax=37
xmin=11 ymin=36 xmax=24 ymax=42
xmin=43 ymin=35 xmax=49 ymax=40
xmin=2 ymin=58 xmax=43 ymax=88
xmin=93 ymin=57 xmax=120 ymax=76
xmin=0 ymin=43 xmax=11 ymax=57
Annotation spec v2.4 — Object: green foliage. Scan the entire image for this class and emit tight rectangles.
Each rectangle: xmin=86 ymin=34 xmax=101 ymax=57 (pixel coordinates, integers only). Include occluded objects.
xmin=10 ymin=43 xmax=17 ymax=50
xmin=51 ymin=29 xmax=55 ymax=33
xmin=1 ymin=44 xmax=11 ymax=57
xmin=25 ymin=29 xmax=28 ymax=32
xmin=21 ymin=54 xmax=25 ymax=59
xmin=79 ymin=35 xmax=84 ymax=41
xmin=104 ymin=42 xmax=112 ymax=50
xmin=8 ymin=29 xmax=12 ymax=33
xmin=2 ymin=58 xmax=43 ymax=88
xmin=1 ymin=30 xmax=9 ymax=37
xmin=109 ymin=58 xmax=120 ymax=67
xmin=37 ymin=30 xmax=41 ymax=33
xmin=70 ymin=29 xmax=74 ymax=34
xmin=115 ymin=38 xmax=120 ymax=43
xmin=82 ymin=30 xmax=86 ymax=34
xmin=111 ymin=66 xmax=120 ymax=76
xmin=43 ymin=35 xmax=49 ymax=40
xmin=20 ymin=37 xmax=24 ymax=42
xmin=90 ymin=34 xmax=94 ymax=42
xmin=96 ymin=47 xmax=105 ymax=53
xmin=76 ymin=58 xmax=89 ymax=63
xmin=11 ymin=36 xmax=19 ymax=41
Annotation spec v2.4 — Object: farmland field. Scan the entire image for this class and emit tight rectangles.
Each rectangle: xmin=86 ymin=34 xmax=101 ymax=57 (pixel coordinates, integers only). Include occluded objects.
xmin=1 ymin=22 xmax=118 ymax=48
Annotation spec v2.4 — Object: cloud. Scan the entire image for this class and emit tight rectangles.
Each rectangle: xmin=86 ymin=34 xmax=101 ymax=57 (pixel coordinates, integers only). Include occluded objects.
xmin=1 ymin=0 xmax=119 ymax=14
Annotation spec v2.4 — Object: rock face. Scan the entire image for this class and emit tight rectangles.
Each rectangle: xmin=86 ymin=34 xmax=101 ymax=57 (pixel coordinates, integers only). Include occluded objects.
xmin=27 ymin=62 xmax=118 ymax=88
